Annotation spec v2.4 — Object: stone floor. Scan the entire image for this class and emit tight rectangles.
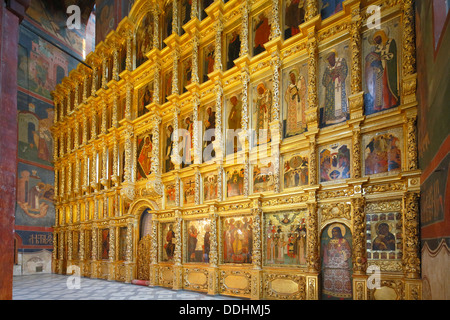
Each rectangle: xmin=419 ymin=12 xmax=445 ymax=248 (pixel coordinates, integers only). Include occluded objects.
xmin=12 ymin=273 xmax=242 ymax=300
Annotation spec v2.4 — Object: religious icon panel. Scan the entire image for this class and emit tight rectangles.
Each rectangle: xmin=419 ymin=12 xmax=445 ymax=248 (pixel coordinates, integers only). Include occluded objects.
xmin=226 ymin=165 xmax=245 ymax=198
xmin=182 ymin=176 xmax=196 ymax=206
xmin=136 ymin=12 xmax=153 ymax=67
xmin=252 ymin=8 xmax=271 ymax=56
xmin=165 ymin=182 xmax=177 ymax=208
xmin=264 ymin=211 xmax=307 ymax=266
xmin=283 ymin=152 xmax=309 ymax=189
xmin=283 ymin=0 xmax=305 ymax=39
xmin=320 ymin=222 xmax=353 ymax=300
xmin=226 ymin=28 xmax=241 ymax=70
xmin=222 ymin=216 xmax=253 ymax=264
xmin=251 ymin=77 xmax=273 ymax=147
xmin=363 ymin=18 xmax=401 ymax=116
xmin=282 ymin=61 xmax=308 ymax=138
xmin=225 ymin=91 xmax=243 ymax=155
xmin=137 ymin=82 xmax=153 ymax=118
xmin=363 ymin=128 xmax=403 ymax=177
xmin=203 ymin=172 xmax=218 ymax=202
xmin=366 ymin=210 xmax=402 ymax=261
xmin=318 ymin=41 xmax=351 ymax=128
xmin=186 ymin=219 xmax=212 ymax=263
xmin=136 ymin=133 xmax=153 ymax=181
xmin=161 ymin=221 xmax=176 ymax=262
xmin=201 ymin=101 xmax=217 ymax=162
xmin=180 ymin=113 xmax=194 ymax=168
xmin=252 ymin=161 xmax=275 ymax=193
xmin=319 ymin=140 xmax=351 ymax=183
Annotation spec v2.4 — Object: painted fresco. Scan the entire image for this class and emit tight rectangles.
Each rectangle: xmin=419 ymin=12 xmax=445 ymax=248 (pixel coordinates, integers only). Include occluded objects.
xmin=182 ymin=177 xmax=196 ymax=205
xmin=186 ymin=219 xmax=211 ymax=263
xmin=366 ymin=212 xmax=402 ymax=261
xmin=282 ymin=61 xmax=308 ymax=138
xmin=283 ymin=0 xmax=305 ymax=39
xmin=25 ymin=0 xmax=95 ymax=57
xmin=252 ymin=77 xmax=273 ymax=147
xmin=318 ymin=42 xmax=350 ymax=128
xmin=283 ymin=152 xmax=309 ymax=189
xmin=363 ymin=128 xmax=403 ymax=177
xmin=252 ymin=8 xmax=271 ymax=56
xmin=321 ymin=223 xmax=352 ymax=300
xmin=16 ymin=162 xmax=55 ymax=227
xmin=225 ymin=92 xmax=243 ymax=155
xmin=161 ymin=222 xmax=176 ymax=262
xmin=96 ymin=0 xmax=116 ymax=45
xmin=319 ymin=141 xmax=351 ymax=183
xmin=203 ymin=172 xmax=218 ymax=202
xmin=264 ymin=211 xmax=307 ymax=266
xmin=226 ymin=166 xmax=245 ymax=198
xmin=18 ymin=26 xmax=78 ymax=100
xmin=252 ymin=162 xmax=275 ymax=193
xmin=363 ymin=19 xmax=401 ymax=116
xmin=17 ymin=91 xmax=54 ymax=167
xmin=136 ymin=133 xmax=153 ymax=180
xmin=222 ymin=216 xmax=253 ymax=264
xmin=320 ymin=0 xmax=344 ymax=20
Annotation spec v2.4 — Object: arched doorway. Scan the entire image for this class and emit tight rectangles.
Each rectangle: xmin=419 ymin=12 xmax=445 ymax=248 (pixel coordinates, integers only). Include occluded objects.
xmin=136 ymin=208 xmax=152 ymax=280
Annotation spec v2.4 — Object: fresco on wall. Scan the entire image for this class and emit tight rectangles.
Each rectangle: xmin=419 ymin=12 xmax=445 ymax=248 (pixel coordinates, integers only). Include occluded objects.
xmin=363 ymin=19 xmax=400 ymax=116
xmin=283 ymin=0 xmax=305 ymax=39
xmin=264 ymin=211 xmax=307 ymax=266
xmin=283 ymin=152 xmax=308 ymax=189
xmin=363 ymin=129 xmax=402 ymax=177
xmin=16 ymin=162 xmax=55 ymax=227
xmin=223 ymin=216 xmax=253 ymax=264
xmin=203 ymin=172 xmax=218 ymax=201
xmin=318 ymin=42 xmax=350 ymax=128
xmin=282 ymin=61 xmax=308 ymax=138
xmin=25 ymin=0 xmax=95 ymax=58
xmin=18 ymin=26 xmax=78 ymax=100
xmin=96 ymin=0 xmax=116 ymax=45
xmin=321 ymin=223 xmax=352 ymax=300
xmin=186 ymin=219 xmax=211 ymax=263
xmin=161 ymin=222 xmax=176 ymax=262
xmin=319 ymin=141 xmax=351 ymax=183
xmin=17 ymin=92 xmax=54 ymax=167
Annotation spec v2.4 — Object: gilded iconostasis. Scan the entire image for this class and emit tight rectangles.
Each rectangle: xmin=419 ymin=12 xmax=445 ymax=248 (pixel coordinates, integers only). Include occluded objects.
xmin=50 ymin=0 xmax=425 ymax=300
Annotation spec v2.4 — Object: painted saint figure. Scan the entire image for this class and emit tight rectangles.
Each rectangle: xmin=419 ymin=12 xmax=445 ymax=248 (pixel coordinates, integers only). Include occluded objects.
xmin=372 ymin=222 xmax=396 ymax=251
xmin=227 ymin=95 xmax=242 ymax=154
xmin=321 ymin=50 xmax=349 ymax=127
xmin=255 ymin=82 xmax=272 ymax=146
xmin=322 ymin=225 xmax=352 ymax=300
xmin=227 ymin=30 xmax=241 ymax=70
xmin=364 ymin=30 xmax=399 ymax=115
xmin=285 ymin=69 xmax=307 ymax=137
xmin=137 ymin=135 xmax=153 ymax=180
xmin=164 ymin=224 xmax=176 ymax=261
xmin=253 ymin=12 xmax=271 ymax=56
xmin=284 ymin=0 xmax=305 ymax=39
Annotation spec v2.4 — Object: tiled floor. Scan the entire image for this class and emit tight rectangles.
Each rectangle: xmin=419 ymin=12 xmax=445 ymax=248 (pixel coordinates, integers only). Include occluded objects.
xmin=12 ymin=274 xmax=242 ymax=300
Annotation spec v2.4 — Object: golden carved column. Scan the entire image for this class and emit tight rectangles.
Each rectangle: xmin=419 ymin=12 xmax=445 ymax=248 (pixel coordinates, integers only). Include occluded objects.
xmin=125 ymin=29 xmax=133 ymax=71
xmin=121 ymin=124 xmax=136 ymax=202
xmin=111 ymin=133 xmax=120 ymax=186
xmin=269 ymin=50 xmax=282 ymax=193
xmin=91 ymin=223 xmax=99 ymax=278
xmin=351 ymin=197 xmax=368 ymax=300
xmin=306 ymin=30 xmax=319 ymax=130
xmin=58 ymin=230 xmax=65 ymax=274
xmin=208 ymin=205 xmax=219 ymax=295
xmin=348 ymin=6 xmax=364 ymax=121
xmin=250 ymin=198 xmax=263 ymax=300
xmin=170 ymin=106 xmax=181 ymax=169
xmin=239 ymin=0 xmax=249 ymax=57
xmin=308 ymin=138 xmax=317 ymax=186
xmin=125 ymin=82 xmax=133 ymax=121
xmin=108 ymin=226 xmax=116 ymax=280
xmin=306 ymin=201 xmax=319 ymax=300
xmin=305 ymin=0 xmax=319 ymax=21
xmin=78 ymin=223 xmax=85 ymax=276
xmin=149 ymin=218 xmax=159 ymax=286
xmin=173 ymin=210 xmax=183 ymax=290
xmin=406 ymin=115 xmax=418 ymax=171
xmin=401 ymin=0 xmax=417 ymax=105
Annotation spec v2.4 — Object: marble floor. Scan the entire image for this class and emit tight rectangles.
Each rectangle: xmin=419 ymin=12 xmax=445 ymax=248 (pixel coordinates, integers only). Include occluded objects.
xmin=12 ymin=273 xmax=242 ymax=300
